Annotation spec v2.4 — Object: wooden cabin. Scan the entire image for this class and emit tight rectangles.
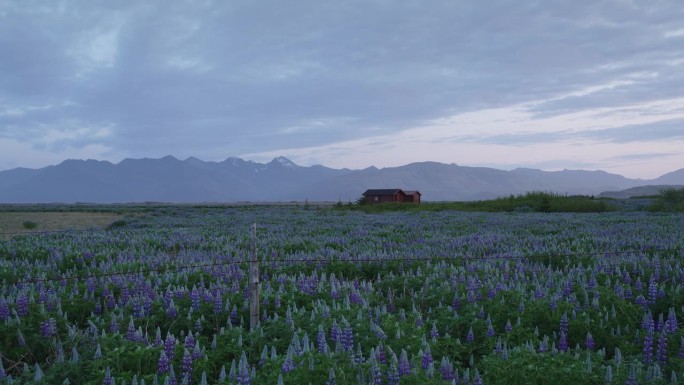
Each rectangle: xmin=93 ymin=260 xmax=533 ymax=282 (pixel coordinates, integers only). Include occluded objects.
xmin=362 ymin=189 xmax=421 ymax=204
xmin=404 ymin=190 xmax=422 ymax=203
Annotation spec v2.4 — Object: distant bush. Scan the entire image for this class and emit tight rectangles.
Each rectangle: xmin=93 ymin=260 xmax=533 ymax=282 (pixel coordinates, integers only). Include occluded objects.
xmin=106 ymin=219 xmax=128 ymax=229
xmin=648 ymin=187 xmax=684 ymax=212
xmin=22 ymin=220 xmax=38 ymax=230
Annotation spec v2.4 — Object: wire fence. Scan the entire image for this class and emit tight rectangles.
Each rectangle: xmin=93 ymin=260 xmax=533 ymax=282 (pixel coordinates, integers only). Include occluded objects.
xmin=2 ymin=220 xmax=682 ymax=288
xmin=2 ymin=247 xmax=680 ymax=287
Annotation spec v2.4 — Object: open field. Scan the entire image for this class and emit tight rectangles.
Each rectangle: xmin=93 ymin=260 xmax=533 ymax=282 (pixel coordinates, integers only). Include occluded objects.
xmin=1 ymin=205 xmax=683 ymax=384
xmin=0 ymin=211 xmax=124 ymax=241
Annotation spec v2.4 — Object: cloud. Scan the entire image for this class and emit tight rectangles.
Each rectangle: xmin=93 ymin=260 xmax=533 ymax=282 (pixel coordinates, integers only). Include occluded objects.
xmin=1 ymin=0 xmax=683 ymax=179
xmin=577 ymin=118 xmax=684 ymax=143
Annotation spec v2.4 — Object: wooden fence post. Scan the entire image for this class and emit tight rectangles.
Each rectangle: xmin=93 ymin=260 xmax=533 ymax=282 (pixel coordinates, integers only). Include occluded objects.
xmin=249 ymin=223 xmax=260 ymax=331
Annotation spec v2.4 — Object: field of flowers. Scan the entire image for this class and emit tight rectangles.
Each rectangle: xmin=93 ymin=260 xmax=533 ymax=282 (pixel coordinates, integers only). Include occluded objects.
xmin=1 ymin=205 xmax=683 ymax=384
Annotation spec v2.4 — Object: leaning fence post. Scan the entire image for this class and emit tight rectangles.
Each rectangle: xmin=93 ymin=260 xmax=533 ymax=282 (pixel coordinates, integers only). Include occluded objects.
xmin=249 ymin=223 xmax=260 ymax=331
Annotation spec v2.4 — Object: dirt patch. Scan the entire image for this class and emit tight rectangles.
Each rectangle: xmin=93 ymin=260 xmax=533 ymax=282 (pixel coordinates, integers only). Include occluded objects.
xmin=0 ymin=212 xmax=123 ymax=241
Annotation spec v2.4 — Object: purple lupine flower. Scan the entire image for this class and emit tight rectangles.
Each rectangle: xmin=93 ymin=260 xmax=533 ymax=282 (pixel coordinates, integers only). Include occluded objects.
xmin=158 ymin=350 xmax=170 ymax=374
xmin=40 ymin=318 xmax=57 ymax=337
xmin=585 ymin=332 xmax=595 ymax=351
xmin=643 ymin=328 xmax=654 ymax=365
xmin=473 ymin=369 xmax=484 ymax=385
xmin=376 ymin=344 xmax=387 ymax=364
xmin=354 ymin=344 xmax=365 ymax=364
xmin=282 ymin=345 xmax=295 ymax=373
xmin=0 ymin=359 xmax=5 ymax=380
xmin=467 ymin=290 xmax=477 ymax=304
xmin=421 ymin=346 xmax=433 ymax=369
xmin=167 ymin=299 xmax=177 ymax=319
xmin=452 ymin=293 xmax=460 ymax=310
xmin=168 ymin=364 xmax=178 ymax=385
xmin=386 ymin=362 xmax=400 ymax=385
xmin=165 ymin=333 xmax=176 ymax=361
xmin=329 ymin=319 xmax=340 ymax=342
xmin=184 ymin=332 xmax=195 ymax=349
xmin=656 ymin=325 xmax=668 ymax=364
xmin=495 ymin=336 xmax=503 ymax=355
xmin=154 ymin=327 xmax=163 ymax=347
xmin=430 ymin=323 xmax=439 ymax=339
xmin=466 ymin=326 xmax=475 ymax=343
xmin=440 ymin=357 xmax=454 ymax=381
xmin=549 ymin=296 xmax=557 ymax=311
xmin=415 ymin=314 xmax=423 ymax=327
xmin=505 ymin=319 xmax=512 ymax=333
xmin=539 ymin=336 xmax=548 ymax=353
xmin=238 ymin=352 xmax=250 ymax=385
xmin=342 ymin=320 xmax=354 ymax=352
xmin=103 ymin=366 xmax=113 ymax=385
xmin=229 ymin=304 xmax=239 ymax=326
xmin=678 ymin=336 xmax=684 ymax=358
xmin=109 ymin=314 xmax=119 ymax=334
xmin=317 ymin=324 xmax=327 ymax=353
xmin=181 ymin=349 xmax=193 ymax=384
xmin=558 ymin=331 xmax=568 ymax=353
xmin=667 ymin=307 xmax=678 ymax=333
xmin=625 ymin=363 xmax=638 ymax=385
xmin=349 ymin=289 xmax=362 ymax=304
xmin=486 ymin=321 xmax=495 ymax=337
xmin=94 ymin=301 xmax=103 ymax=315
xmin=588 ymin=274 xmax=597 ymax=290
xmin=562 ymin=280 xmax=573 ymax=296
xmin=647 ymin=278 xmax=657 ymax=305
xmin=560 ymin=312 xmax=569 ymax=337
xmin=635 ymin=295 xmax=648 ymax=309
xmin=192 ymin=341 xmax=203 ymax=360
xmin=190 ymin=287 xmax=200 ymax=311
xmin=634 ymin=277 xmax=644 ymax=292
xmin=370 ymin=363 xmax=383 ymax=385
xmin=127 ymin=318 xmax=138 ymax=341
xmin=0 ymin=299 xmax=10 ymax=321
xmin=16 ymin=294 xmax=29 ymax=317
xmin=213 ymin=292 xmax=223 ymax=315
xmin=325 ymin=368 xmax=336 ymax=385
xmin=398 ymin=350 xmax=411 ymax=376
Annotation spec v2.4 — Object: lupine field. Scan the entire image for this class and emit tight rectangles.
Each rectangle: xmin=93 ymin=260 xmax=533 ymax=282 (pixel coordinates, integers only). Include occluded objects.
xmin=1 ymin=205 xmax=683 ymax=384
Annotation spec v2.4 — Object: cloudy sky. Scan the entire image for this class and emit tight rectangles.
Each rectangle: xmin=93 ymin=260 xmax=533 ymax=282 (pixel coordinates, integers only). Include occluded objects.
xmin=1 ymin=0 xmax=683 ymax=179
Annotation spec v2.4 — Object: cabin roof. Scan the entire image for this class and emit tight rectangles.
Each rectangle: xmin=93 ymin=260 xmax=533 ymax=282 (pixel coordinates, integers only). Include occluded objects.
xmin=362 ymin=189 xmax=404 ymax=196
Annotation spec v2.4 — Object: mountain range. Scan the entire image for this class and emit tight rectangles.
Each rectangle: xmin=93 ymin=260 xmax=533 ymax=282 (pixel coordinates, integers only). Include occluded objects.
xmin=0 ymin=156 xmax=682 ymax=203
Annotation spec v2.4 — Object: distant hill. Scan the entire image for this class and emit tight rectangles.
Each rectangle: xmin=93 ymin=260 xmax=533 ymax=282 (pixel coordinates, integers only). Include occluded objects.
xmin=599 ymin=185 xmax=684 ymax=199
xmin=1 ymin=156 xmax=682 ymax=203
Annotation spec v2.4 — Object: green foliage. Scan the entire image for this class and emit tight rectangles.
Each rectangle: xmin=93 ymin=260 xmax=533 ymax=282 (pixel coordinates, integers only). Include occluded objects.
xmin=648 ymin=187 xmax=684 ymax=212
xmin=481 ymin=350 xmax=604 ymax=385
xmin=106 ymin=219 xmax=128 ymax=229
xmin=21 ymin=220 xmax=38 ymax=230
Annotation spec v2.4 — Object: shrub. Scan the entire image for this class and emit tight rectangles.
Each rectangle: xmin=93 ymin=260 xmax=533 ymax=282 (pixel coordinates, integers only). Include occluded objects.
xmin=22 ymin=220 xmax=38 ymax=230
xmin=648 ymin=187 xmax=684 ymax=212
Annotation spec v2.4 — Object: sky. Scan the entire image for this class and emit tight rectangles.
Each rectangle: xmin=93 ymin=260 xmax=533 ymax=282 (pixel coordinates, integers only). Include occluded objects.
xmin=1 ymin=1 xmax=683 ymax=179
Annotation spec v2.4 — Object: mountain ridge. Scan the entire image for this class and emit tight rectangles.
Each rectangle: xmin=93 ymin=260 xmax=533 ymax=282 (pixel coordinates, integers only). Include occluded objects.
xmin=1 ymin=156 xmax=682 ymax=203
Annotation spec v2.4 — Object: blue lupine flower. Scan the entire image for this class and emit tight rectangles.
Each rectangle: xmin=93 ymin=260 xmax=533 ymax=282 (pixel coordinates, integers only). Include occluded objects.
xmin=585 ymin=332 xmax=595 ymax=351
xmin=398 ymin=350 xmax=411 ymax=376
xmin=656 ymin=325 xmax=668 ymax=364
xmin=421 ymin=346 xmax=433 ymax=369
xmin=158 ymin=350 xmax=170 ymax=374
